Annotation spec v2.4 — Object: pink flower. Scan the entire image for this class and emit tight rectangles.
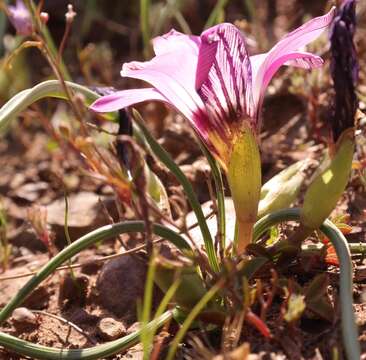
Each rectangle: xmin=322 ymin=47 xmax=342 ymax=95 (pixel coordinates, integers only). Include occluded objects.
xmin=91 ymin=8 xmax=335 ymax=170
xmin=8 ymin=0 xmax=32 ymax=36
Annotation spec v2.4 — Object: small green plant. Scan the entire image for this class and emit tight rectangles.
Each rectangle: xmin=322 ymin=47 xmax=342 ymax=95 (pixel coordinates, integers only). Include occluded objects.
xmin=0 ymin=199 xmax=10 ymax=272
xmin=0 ymin=1 xmax=361 ymax=360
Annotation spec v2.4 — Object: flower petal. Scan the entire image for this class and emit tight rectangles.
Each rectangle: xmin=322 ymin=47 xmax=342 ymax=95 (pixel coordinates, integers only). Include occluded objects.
xmin=90 ymin=88 xmax=168 ymax=113
xmin=197 ymin=23 xmax=254 ymax=133
xmin=121 ymin=50 xmax=208 ymax=134
xmin=252 ymin=7 xmax=336 ymax=108
xmin=251 ymin=51 xmax=323 ymax=92
xmin=152 ymin=29 xmax=201 ymax=56
xmin=8 ymin=0 xmax=32 ymax=36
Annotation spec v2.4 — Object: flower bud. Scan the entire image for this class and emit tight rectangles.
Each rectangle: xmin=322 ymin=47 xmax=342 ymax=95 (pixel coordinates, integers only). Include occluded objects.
xmin=65 ymin=4 xmax=76 ymax=24
xmin=8 ymin=0 xmax=32 ymax=36
xmin=40 ymin=12 xmax=49 ymax=25
xmin=301 ymin=130 xmax=354 ymax=230
xmin=329 ymin=0 xmax=358 ymax=141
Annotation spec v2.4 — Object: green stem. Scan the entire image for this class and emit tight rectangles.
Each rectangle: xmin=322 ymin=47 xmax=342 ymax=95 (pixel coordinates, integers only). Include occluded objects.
xmin=253 ymin=208 xmax=360 ymax=360
xmin=301 ymin=242 xmax=366 ymax=254
xmin=204 ymin=0 xmax=229 ymax=29
xmin=166 ymin=280 xmax=224 ymax=360
xmin=140 ymin=0 xmax=151 ymax=58
xmin=132 ymin=110 xmax=220 ymax=273
xmin=0 ymin=310 xmax=174 ymax=360
xmin=199 ymin=141 xmax=226 ymax=254
xmin=0 ymin=221 xmax=190 ymax=324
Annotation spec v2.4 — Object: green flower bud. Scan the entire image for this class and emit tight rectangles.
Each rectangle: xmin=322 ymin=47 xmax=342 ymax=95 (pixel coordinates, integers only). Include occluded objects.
xmin=301 ymin=130 xmax=354 ymax=230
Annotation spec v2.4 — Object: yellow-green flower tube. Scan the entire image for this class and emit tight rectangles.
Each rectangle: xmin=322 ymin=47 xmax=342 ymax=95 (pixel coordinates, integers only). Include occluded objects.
xmin=227 ymin=123 xmax=261 ymax=254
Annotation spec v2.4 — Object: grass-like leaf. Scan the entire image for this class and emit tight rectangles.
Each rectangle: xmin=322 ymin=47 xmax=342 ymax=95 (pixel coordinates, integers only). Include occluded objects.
xmin=0 ymin=221 xmax=191 ymax=324
xmin=0 ymin=80 xmax=117 ymax=133
xmin=198 ymin=141 xmax=226 ymax=254
xmin=132 ymin=109 xmax=220 ymax=273
xmin=140 ymin=0 xmax=151 ymax=58
xmin=0 ymin=310 xmax=174 ymax=360
xmin=204 ymin=0 xmax=229 ymax=29
xmin=165 ymin=279 xmax=224 ymax=360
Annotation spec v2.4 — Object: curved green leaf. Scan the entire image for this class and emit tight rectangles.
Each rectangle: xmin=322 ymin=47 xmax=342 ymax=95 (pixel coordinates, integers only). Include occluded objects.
xmin=0 ymin=310 xmax=174 ymax=360
xmin=0 ymin=221 xmax=191 ymax=324
xmin=132 ymin=109 xmax=220 ymax=273
xmin=0 ymin=80 xmax=117 ymax=132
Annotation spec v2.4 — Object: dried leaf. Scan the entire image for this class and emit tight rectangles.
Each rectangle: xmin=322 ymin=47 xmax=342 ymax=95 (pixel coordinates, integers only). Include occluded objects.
xmin=305 ymin=274 xmax=328 ymax=302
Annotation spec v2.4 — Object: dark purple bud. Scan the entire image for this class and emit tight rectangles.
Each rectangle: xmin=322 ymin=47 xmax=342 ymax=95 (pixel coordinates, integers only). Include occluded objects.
xmin=329 ymin=0 xmax=359 ymax=142
xmin=89 ymin=86 xmax=133 ymax=168
xmin=8 ymin=0 xmax=32 ymax=36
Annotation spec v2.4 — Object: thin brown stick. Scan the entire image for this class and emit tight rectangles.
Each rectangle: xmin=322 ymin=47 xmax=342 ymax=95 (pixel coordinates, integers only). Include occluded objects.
xmin=32 ymin=310 xmax=96 ymax=344
xmin=58 ymin=18 xmax=72 ymax=63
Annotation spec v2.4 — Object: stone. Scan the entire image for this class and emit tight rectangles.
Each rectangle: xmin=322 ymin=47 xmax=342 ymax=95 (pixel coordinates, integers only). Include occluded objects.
xmin=46 ymin=192 xmax=118 ymax=247
xmin=58 ymin=274 xmax=89 ymax=309
xmin=11 ymin=307 xmax=37 ymax=331
xmin=98 ymin=317 xmax=126 ymax=340
xmin=96 ymin=255 xmax=148 ymax=317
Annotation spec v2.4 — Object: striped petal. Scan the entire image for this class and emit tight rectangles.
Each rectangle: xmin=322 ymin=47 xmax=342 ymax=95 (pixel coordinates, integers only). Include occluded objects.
xmin=252 ymin=7 xmax=336 ymax=111
xmin=251 ymin=51 xmax=323 ymax=96
xmin=197 ymin=23 xmax=254 ymax=142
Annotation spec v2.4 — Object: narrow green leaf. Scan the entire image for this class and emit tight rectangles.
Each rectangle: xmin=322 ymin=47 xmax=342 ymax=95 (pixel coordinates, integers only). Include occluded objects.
xmin=204 ymin=0 xmax=229 ymax=29
xmin=0 ymin=80 xmax=117 ymax=133
xmin=198 ymin=141 xmax=226 ymax=253
xmin=132 ymin=109 xmax=220 ymax=273
xmin=140 ymin=0 xmax=151 ymax=58
xmin=0 ymin=221 xmax=191 ymax=324
xmin=140 ymin=252 xmax=157 ymax=360
xmin=0 ymin=310 xmax=174 ymax=360
xmin=166 ymin=280 xmax=223 ymax=360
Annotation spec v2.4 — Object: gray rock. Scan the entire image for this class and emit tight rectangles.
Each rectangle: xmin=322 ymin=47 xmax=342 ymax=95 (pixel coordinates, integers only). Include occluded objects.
xmin=98 ymin=317 xmax=126 ymax=340
xmin=46 ymin=192 xmax=118 ymax=246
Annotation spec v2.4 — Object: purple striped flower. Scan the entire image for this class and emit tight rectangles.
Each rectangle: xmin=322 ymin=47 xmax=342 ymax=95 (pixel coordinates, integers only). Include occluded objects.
xmin=91 ymin=8 xmax=335 ymax=171
xmin=8 ymin=0 xmax=32 ymax=36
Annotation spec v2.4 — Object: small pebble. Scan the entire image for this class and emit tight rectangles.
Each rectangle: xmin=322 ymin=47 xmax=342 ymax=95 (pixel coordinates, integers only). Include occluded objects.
xmin=127 ymin=322 xmax=140 ymax=334
xmin=59 ymin=274 xmax=89 ymax=309
xmin=11 ymin=307 xmax=37 ymax=331
xmin=98 ymin=317 xmax=126 ymax=341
